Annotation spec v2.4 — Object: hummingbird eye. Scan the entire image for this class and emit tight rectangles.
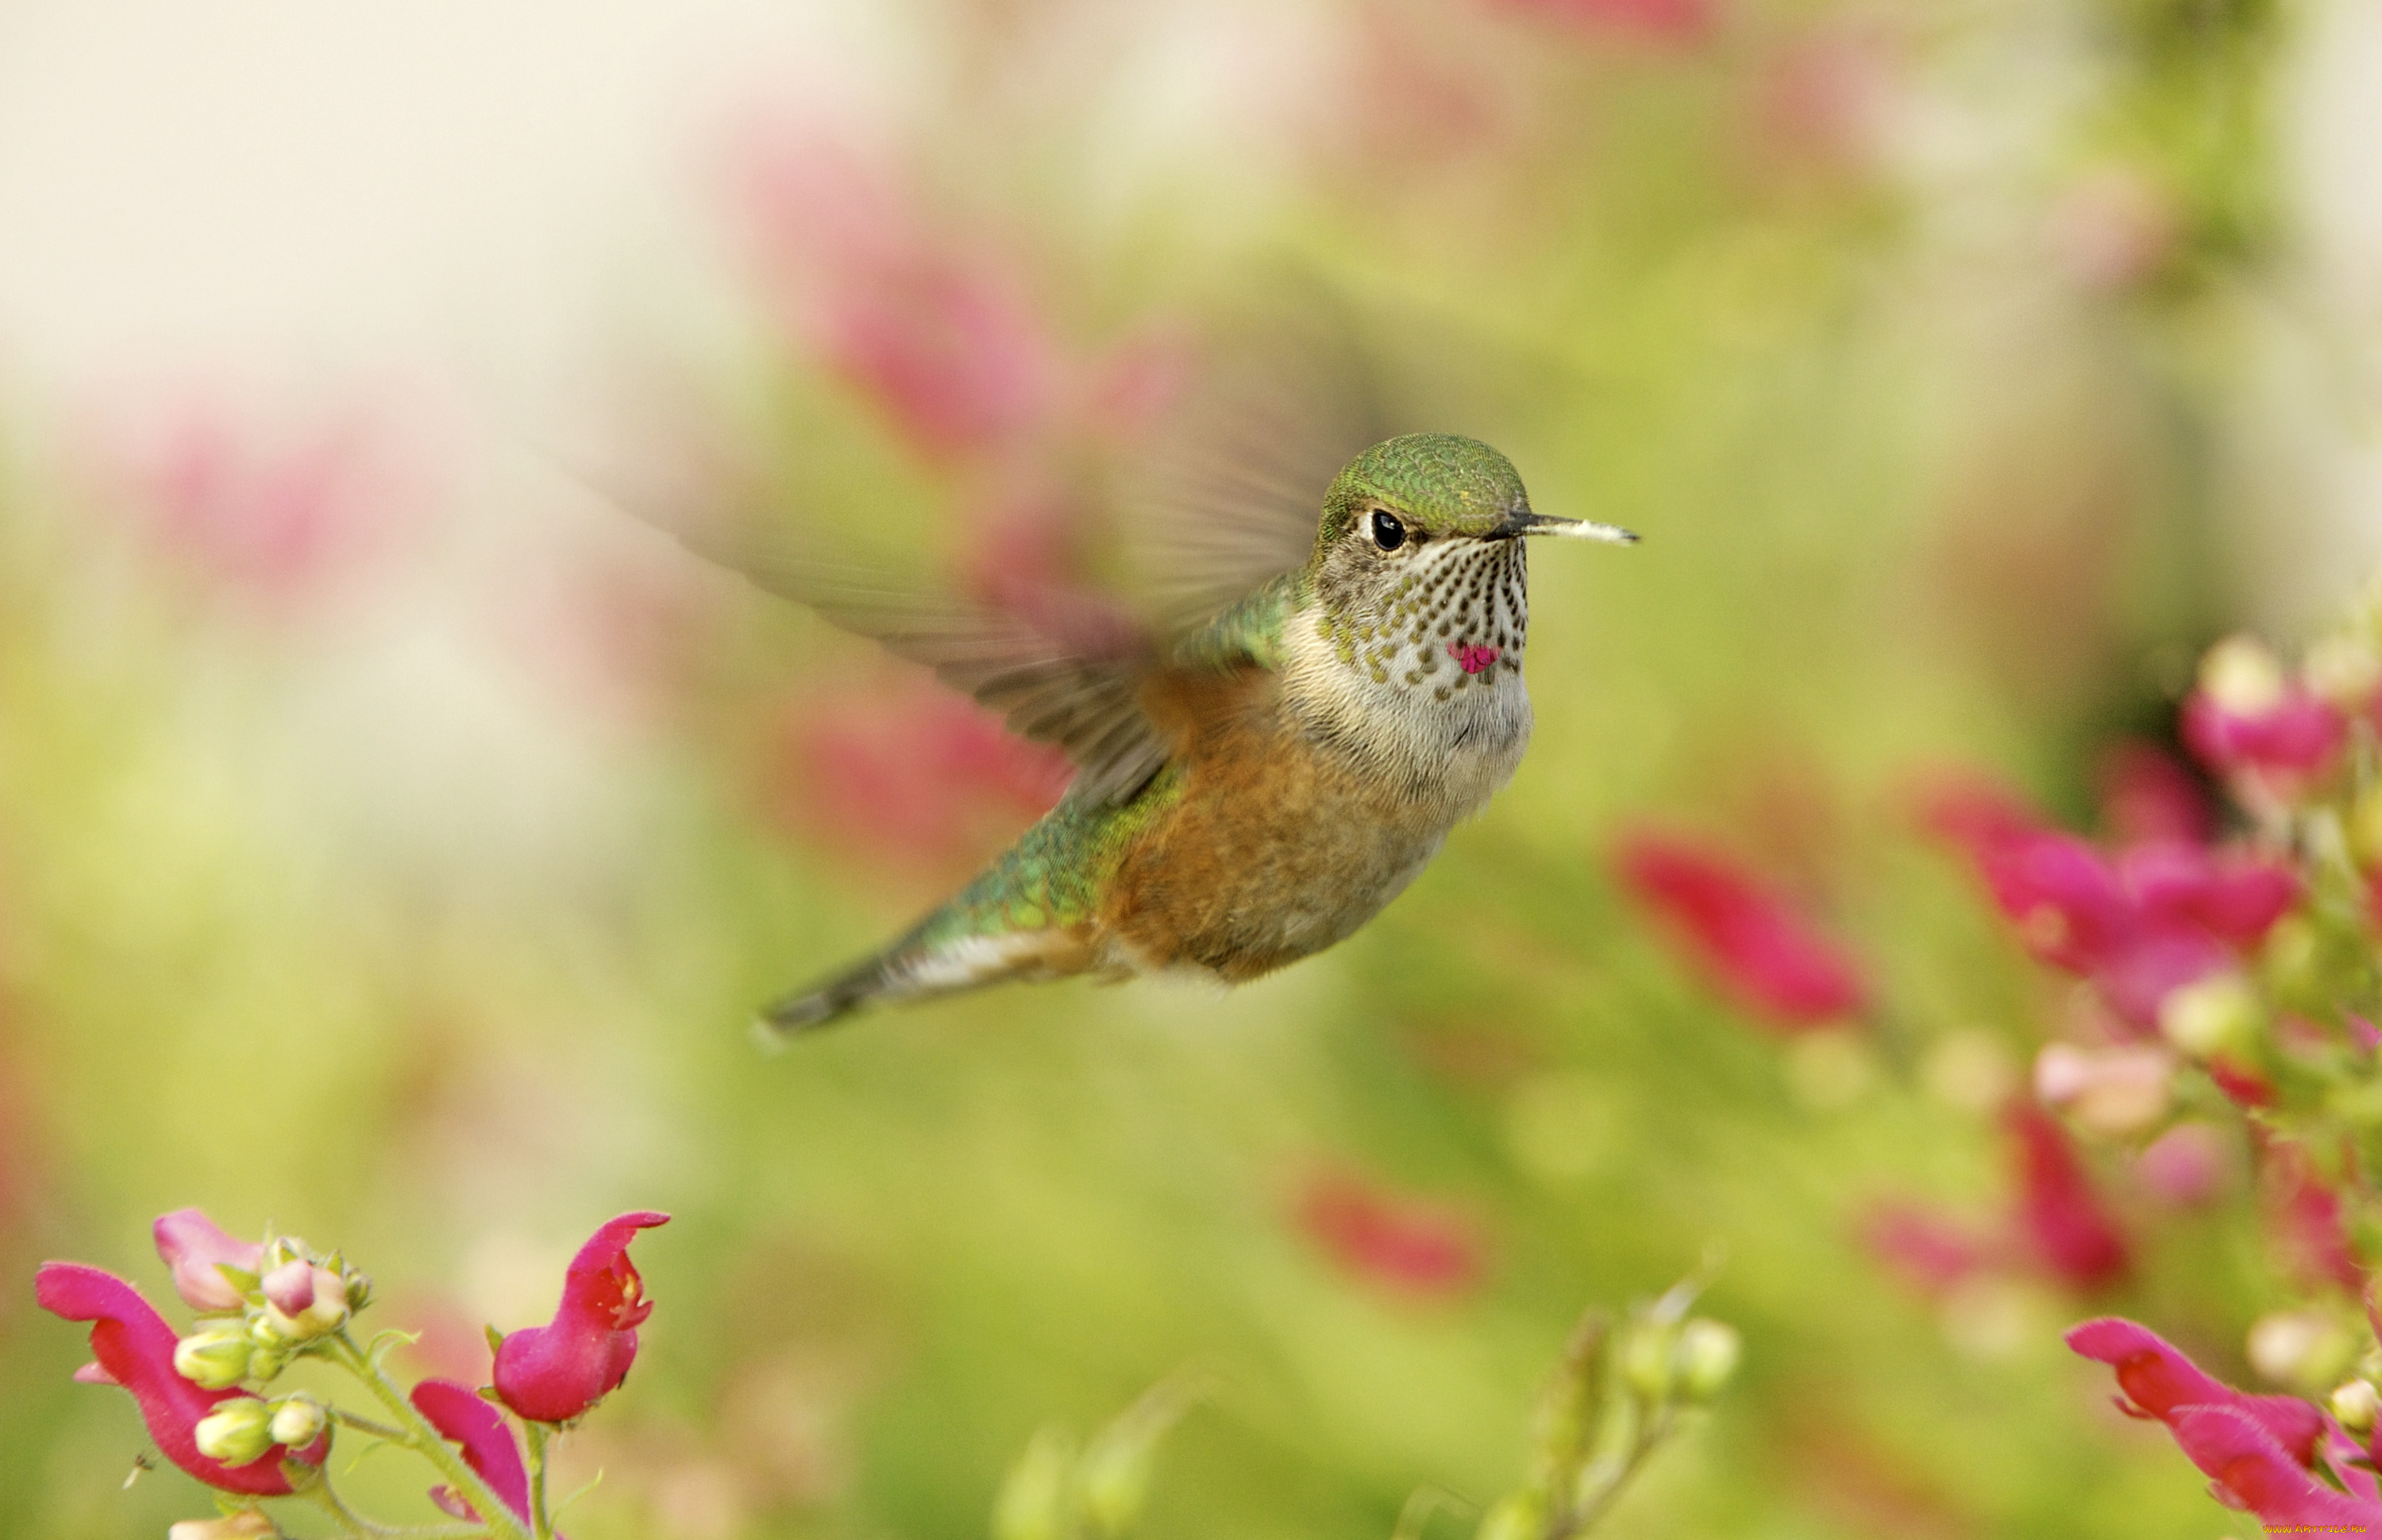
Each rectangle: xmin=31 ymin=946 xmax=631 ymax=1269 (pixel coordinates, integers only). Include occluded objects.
xmin=1370 ymin=510 xmax=1407 ymax=552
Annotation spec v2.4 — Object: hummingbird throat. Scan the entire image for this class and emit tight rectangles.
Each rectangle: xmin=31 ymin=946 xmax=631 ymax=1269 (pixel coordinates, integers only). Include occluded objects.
xmin=1339 ymin=537 xmax=1527 ymax=701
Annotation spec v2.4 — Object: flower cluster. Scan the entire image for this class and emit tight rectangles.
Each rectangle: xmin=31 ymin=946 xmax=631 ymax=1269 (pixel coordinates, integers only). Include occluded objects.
xmin=34 ymin=1207 xmax=667 ymax=1539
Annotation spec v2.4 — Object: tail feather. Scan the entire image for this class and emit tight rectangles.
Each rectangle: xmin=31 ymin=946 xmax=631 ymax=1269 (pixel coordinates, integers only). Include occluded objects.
xmin=757 ymin=929 xmax=1099 ymax=1038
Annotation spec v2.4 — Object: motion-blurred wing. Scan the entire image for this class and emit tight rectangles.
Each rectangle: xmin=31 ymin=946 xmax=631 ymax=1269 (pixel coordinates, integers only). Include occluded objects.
xmin=1129 ymin=298 xmax=1399 ymax=628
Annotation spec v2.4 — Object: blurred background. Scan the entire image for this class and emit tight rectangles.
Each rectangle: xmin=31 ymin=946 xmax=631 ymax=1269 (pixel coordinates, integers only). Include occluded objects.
xmin=3 ymin=0 xmax=2381 ymax=1535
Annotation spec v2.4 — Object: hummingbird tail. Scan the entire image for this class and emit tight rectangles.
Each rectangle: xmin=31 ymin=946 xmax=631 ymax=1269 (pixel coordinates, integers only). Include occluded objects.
xmin=756 ymin=928 xmax=1100 ymax=1038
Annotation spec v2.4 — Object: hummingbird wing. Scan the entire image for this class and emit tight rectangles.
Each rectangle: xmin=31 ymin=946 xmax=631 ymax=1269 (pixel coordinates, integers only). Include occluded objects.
xmin=678 ymin=529 xmax=1178 ymax=808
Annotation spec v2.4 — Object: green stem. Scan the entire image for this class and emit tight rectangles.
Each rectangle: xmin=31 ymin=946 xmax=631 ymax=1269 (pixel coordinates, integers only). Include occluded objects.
xmin=330 ymin=1407 xmax=412 ymax=1442
xmin=523 ymin=1422 xmax=555 ymax=1540
xmin=324 ymin=1329 xmax=534 ymax=1540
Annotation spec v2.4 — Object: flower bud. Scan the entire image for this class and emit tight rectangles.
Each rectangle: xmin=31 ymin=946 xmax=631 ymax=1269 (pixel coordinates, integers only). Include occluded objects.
xmin=2330 ymin=1378 xmax=2381 ymax=1434
xmin=268 ymin=1394 xmax=329 ymax=1450
xmin=153 ymin=1211 xmax=264 ymax=1315
xmin=2159 ymin=974 xmax=2261 ymax=1060
xmin=1675 ymin=1319 xmax=1742 ymax=1400
xmin=192 ymin=1399 xmax=276 ymax=1465
xmin=168 ymin=1513 xmax=275 ymax=1540
xmin=260 ymin=1261 xmax=349 ymax=1340
xmin=2201 ymin=636 xmax=2286 ymax=715
xmin=172 ymin=1326 xmax=253 ymax=1391
xmin=1618 ymin=1324 xmax=1676 ymax=1402
xmin=2247 ymin=1309 xmax=2355 ymax=1389
xmin=1475 ymin=1492 xmax=1547 ymax=1540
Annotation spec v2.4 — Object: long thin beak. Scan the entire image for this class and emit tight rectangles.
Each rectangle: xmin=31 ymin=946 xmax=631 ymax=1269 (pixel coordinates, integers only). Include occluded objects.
xmin=1493 ymin=510 xmax=1640 ymax=545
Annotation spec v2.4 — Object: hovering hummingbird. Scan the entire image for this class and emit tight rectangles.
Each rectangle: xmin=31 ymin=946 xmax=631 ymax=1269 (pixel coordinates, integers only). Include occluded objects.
xmin=675 ymin=430 xmax=1636 ymax=1033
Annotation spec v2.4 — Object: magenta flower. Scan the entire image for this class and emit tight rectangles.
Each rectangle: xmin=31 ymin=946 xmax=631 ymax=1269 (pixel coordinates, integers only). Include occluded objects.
xmin=35 ymin=1263 xmax=325 ymax=1495
xmin=2006 ymin=1104 xmax=2131 ymax=1291
xmin=1858 ymin=1202 xmax=1991 ymax=1298
xmin=2134 ymin=1122 xmax=2235 ymax=1208
xmin=1616 ymin=831 xmax=1869 ymax=1030
xmin=2077 ymin=1314 xmax=2334 ymax=1485
xmin=491 ymin=1212 xmax=669 ymax=1424
xmin=1929 ymin=785 xmax=2296 ymax=1032
xmin=2184 ymin=688 xmax=2346 ymax=786
xmin=1295 ymin=1171 xmax=1482 ymax=1299
xmin=153 ymin=1209 xmax=263 ymax=1314
xmin=411 ymin=1379 xmax=532 ymax=1527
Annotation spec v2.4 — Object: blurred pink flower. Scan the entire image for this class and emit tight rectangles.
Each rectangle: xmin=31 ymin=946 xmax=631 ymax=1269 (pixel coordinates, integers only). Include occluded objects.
xmin=413 ymin=1378 xmax=534 ymax=1527
xmin=1924 ymin=776 xmax=2296 ymax=1032
xmin=1859 ymin=1202 xmax=1991 ymax=1298
xmin=2134 ymin=1122 xmax=2234 ymax=1208
xmin=2006 ymin=1103 xmax=2131 ymax=1291
xmin=2264 ymin=1145 xmax=2365 ymax=1294
xmin=1487 ymin=0 xmax=1714 ymax=43
xmin=1746 ymin=29 xmax=1897 ymax=179
xmin=1614 ymin=830 xmax=1869 ymax=1030
xmin=492 ymin=1211 xmax=669 ymax=1424
xmin=34 ymin=1262 xmax=326 ymax=1495
xmin=769 ymin=683 xmax=1074 ymax=880
xmin=97 ymin=396 xmax=415 ymax=607
xmin=2066 ymin=1318 xmax=2326 ymax=1464
xmin=2183 ymin=689 xmax=2345 ymax=790
xmin=1295 ymin=1171 xmax=1482 ymax=1299
xmin=2095 ymin=743 xmax=2213 ymax=849
xmin=152 ymin=1209 xmax=262 ymax=1315
xmin=729 ymin=135 xmax=1062 ymax=464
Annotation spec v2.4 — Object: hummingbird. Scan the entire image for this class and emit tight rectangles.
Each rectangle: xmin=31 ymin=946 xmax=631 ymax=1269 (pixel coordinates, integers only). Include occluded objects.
xmin=677 ymin=431 xmax=1636 ymax=1033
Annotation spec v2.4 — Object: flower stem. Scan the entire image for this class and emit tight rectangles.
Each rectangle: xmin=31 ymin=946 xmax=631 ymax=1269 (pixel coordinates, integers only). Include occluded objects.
xmin=331 ymin=1408 xmax=412 ymax=1442
xmin=523 ymin=1422 xmax=554 ymax=1540
xmin=324 ymin=1329 xmax=534 ymax=1540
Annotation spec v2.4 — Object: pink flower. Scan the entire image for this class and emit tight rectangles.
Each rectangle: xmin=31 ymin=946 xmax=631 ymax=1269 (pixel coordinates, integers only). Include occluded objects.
xmin=2264 ymin=1145 xmax=2365 ymax=1293
xmin=1615 ymin=831 xmax=1869 ymax=1030
xmin=1926 ymin=781 xmax=2297 ymax=1032
xmin=1295 ymin=1172 xmax=1482 ymax=1299
xmin=2184 ymin=691 xmax=2346 ymax=786
xmin=2033 ymin=1044 xmax=2172 ymax=1135
xmin=34 ymin=1263 xmax=326 ymax=1495
xmin=729 ymin=136 xmax=1062 ymax=464
xmin=2006 ymin=1104 xmax=2130 ymax=1291
xmin=2134 ymin=1122 xmax=2235 ymax=1208
xmin=2064 ymin=1318 xmax=2378 ymax=1528
xmin=2066 ymin=1318 xmax=2326 ymax=1461
xmin=412 ymin=1378 xmax=533 ymax=1527
xmin=491 ymin=1212 xmax=669 ymax=1424
xmin=2096 ymin=743 xmax=2213 ymax=848
xmin=152 ymin=1209 xmax=263 ymax=1313
xmin=1859 ymin=1202 xmax=1991 ymax=1298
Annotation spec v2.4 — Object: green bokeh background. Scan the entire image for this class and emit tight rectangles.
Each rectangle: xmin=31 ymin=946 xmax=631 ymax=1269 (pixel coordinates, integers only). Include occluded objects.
xmin=0 ymin=1 xmax=2365 ymax=1536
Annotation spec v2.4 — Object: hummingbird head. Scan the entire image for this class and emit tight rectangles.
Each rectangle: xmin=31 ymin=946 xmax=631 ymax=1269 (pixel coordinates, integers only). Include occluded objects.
xmin=1306 ymin=433 xmax=1635 ymax=694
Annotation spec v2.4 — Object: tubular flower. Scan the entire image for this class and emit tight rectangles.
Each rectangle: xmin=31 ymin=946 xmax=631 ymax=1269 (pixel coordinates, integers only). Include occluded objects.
xmin=1929 ymin=785 xmax=2298 ymax=1032
xmin=1295 ymin=1171 xmax=1482 ymax=1299
xmin=2005 ymin=1104 xmax=2130 ymax=1291
xmin=2064 ymin=1319 xmax=2380 ymax=1530
xmin=1614 ymin=831 xmax=1869 ymax=1030
xmin=2181 ymin=635 xmax=2348 ymax=799
xmin=491 ymin=1212 xmax=669 ymax=1423
xmin=411 ymin=1378 xmax=533 ymax=1527
xmin=34 ymin=1263 xmax=326 ymax=1495
xmin=153 ymin=1210 xmax=263 ymax=1314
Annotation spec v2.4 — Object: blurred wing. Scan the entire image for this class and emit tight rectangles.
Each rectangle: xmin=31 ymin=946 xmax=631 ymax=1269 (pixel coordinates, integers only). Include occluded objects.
xmin=1127 ymin=295 xmax=1401 ymax=627
xmin=561 ymin=421 xmax=1178 ymax=808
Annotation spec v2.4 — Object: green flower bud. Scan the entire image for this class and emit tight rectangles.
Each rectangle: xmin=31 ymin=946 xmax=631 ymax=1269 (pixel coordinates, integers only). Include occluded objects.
xmin=1474 ymin=1491 xmax=1547 ymax=1540
xmin=1618 ymin=1324 xmax=1677 ymax=1402
xmin=193 ymin=1399 xmax=276 ymax=1465
xmin=168 ymin=1513 xmax=275 ymax=1540
xmin=172 ymin=1326 xmax=253 ymax=1391
xmin=268 ymin=1394 xmax=328 ymax=1449
xmin=1675 ymin=1319 xmax=1742 ymax=1400
xmin=2330 ymin=1379 xmax=2380 ymax=1434
xmin=2159 ymin=974 xmax=2261 ymax=1061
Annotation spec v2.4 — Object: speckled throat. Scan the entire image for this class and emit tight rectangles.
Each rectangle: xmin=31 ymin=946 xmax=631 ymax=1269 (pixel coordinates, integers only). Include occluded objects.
xmin=1321 ymin=535 xmax=1529 ymax=696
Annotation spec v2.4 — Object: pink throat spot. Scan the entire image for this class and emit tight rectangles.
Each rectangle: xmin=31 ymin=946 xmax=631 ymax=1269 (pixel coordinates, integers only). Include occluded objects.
xmin=1448 ymin=642 xmax=1501 ymax=675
